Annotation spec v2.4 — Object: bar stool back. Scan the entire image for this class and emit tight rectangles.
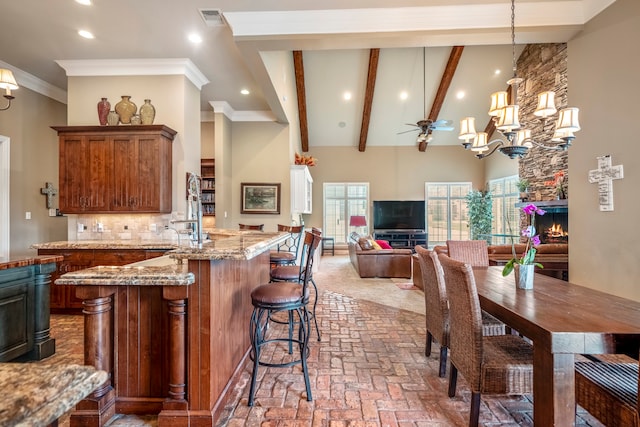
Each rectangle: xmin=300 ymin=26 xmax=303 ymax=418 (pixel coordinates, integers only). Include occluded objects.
xmin=270 ymin=224 xmax=304 ymax=267
xmin=248 ymin=231 xmax=321 ymax=406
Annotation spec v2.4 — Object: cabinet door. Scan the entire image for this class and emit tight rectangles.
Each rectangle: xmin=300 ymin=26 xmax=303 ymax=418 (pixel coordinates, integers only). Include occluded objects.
xmin=112 ymin=135 xmax=172 ymax=212
xmin=59 ymin=135 xmax=112 ymax=213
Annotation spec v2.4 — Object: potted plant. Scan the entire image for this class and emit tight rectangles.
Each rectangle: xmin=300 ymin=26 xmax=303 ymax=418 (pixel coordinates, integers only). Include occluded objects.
xmin=517 ymin=178 xmax=530 ymax=202
xmin=465 ymin=190 xmax=493 ymax=244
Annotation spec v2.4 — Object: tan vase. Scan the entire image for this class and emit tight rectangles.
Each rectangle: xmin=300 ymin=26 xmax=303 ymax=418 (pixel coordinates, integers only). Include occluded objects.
xmin=115 ymin=95 xmax=137 ymax=124
xmin=139 ymin=99 xmax=156 ymax=125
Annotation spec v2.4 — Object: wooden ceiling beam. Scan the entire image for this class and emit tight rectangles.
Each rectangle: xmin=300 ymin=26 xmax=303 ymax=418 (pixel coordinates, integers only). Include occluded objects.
xmin=358 ymin=48 xmax=380 ymax=152
xmin=419 ymin=45 xmax=465 ymax=152
xmin=293 ymin=51 xmax=309 ymax=152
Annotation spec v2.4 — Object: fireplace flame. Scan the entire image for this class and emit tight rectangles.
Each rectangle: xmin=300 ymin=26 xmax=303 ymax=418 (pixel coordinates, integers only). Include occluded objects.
xmin=547 ymin=223 xmax=568 ymax=238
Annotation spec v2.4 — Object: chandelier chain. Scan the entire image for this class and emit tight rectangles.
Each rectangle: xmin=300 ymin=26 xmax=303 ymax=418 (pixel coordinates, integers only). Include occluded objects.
xmin=511 ymin=0 xmax=517 ymax=78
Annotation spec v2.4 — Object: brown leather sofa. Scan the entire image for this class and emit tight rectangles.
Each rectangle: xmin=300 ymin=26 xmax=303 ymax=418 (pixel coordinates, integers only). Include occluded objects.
xmin=348 ymin=238 xmax=412 ymax=278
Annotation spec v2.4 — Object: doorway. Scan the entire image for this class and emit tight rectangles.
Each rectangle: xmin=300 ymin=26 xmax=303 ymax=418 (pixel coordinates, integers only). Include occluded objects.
xmin=0 ymin=135 xmax=9 ymax=260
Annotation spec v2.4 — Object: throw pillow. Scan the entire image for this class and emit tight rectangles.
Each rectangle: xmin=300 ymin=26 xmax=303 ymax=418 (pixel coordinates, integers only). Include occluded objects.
xmin=376 ymin=239 xmax=392 ymax=249
xmin=371 ymin=240 xmax=382 ymax=250
xmin=358 ymin=237 xmax=374 ymax=250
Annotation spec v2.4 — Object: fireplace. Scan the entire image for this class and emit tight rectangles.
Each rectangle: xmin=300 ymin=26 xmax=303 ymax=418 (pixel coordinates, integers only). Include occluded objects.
xmin=517 ymin=200 xmax=568 ymax=245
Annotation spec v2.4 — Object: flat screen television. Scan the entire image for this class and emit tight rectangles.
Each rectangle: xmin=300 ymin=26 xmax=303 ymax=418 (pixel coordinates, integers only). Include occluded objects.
xmin=373 ymin=200 xmax=425 ymax=231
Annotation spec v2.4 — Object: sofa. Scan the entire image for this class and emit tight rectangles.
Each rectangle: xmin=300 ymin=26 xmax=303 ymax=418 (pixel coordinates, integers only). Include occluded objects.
xmin=348 ymin=234 xmax=412 ymax=278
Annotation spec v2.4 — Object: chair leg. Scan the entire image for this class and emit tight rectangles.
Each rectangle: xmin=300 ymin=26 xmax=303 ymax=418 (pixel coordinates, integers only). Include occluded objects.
xmin=448 ymin=364 xmax=458 ymax=398
xmin=310 ymin=278 xmax=321 ymax=341
xmin=248 ymin=307 xmax=266 ymax=406
xmin=469 ymin=392 xmax=481 ymax=427
xmin=426 ymin=331 xmax=433 ymax=357
xmin=438 ymin=345 xmax=448 ymax=378
xmin=297 ymin=306 xmax=313 ymax=401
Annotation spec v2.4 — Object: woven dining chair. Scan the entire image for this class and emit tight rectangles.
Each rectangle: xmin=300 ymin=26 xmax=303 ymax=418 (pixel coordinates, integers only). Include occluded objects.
xmin=415 ymin=246 xmax=506 ymax=378
xmin=575 ymin=355 xmax=640 ymax=426
xmin=438 ymin=253 xmax=534 ymax=427
xmin=446 ymin=240 xmax=490 ymax=267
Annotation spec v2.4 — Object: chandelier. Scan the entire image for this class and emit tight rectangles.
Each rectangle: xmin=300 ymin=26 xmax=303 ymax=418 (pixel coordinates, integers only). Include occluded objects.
xmin=458 ymin=0 xmax=580 ymax=159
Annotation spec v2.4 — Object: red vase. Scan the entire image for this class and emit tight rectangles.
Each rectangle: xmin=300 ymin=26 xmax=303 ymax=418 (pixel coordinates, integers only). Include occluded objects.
xmin=97 ymin=97 xmax=110 ymax=126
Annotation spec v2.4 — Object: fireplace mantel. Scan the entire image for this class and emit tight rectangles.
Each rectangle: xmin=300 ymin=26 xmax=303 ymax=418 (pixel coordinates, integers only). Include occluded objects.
xmin=515 ymin=200 xmax=567 ymax=209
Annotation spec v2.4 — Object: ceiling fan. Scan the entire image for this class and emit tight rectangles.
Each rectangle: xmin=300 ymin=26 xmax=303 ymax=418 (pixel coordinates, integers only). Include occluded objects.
xmin=399 ymin=47 xmax=454 ymax=150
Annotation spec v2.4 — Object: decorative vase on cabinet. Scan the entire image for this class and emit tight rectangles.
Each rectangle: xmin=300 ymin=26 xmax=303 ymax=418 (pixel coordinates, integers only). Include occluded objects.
xmin=139 ymin=99 xmax=156 ymax=125
xmin=107 ymin=110 xmax=119 ymax=126
xmin=115 ymin=95 xmax=137 ymax=124
xmin=97 ymin=97 xmax=110 ymax=126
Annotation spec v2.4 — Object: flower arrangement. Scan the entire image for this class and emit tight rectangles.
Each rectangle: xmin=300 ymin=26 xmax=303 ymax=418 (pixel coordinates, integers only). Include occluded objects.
xmin=545 ymin=170 xmax=566 ymax=199
xmin=295 ymin=152 xmax=317 ymax=166
xmin=502 ymin=203 xmax=546 ymax=276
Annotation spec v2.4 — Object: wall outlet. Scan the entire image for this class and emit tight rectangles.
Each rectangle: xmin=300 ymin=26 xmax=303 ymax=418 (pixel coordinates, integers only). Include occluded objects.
xmin=25 ymin=211 xmax=31 ymax=220
xmin=77 ymin=223 xmax=84 ymax=233
xmin=149 ymin=223 xmax=157 ymax=232
xmin=48 ymin=208 xmax=57 ymax=217
xmin=96 ymin=222 xmax=104 ymax=232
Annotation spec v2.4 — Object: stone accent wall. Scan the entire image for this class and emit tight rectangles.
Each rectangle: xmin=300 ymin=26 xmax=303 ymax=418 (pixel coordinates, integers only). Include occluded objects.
xmin=517 ymin=43 xmax=569 ymax=201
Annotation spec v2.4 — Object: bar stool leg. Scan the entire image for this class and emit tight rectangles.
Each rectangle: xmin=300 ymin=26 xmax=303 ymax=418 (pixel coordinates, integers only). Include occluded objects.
xmin=248 ymin=307 xmax=267 ymax=406
xmin=297 ymin=306 xmax=312 ymax=401
xmin=310 ymin=279 xmax=321 ymax=342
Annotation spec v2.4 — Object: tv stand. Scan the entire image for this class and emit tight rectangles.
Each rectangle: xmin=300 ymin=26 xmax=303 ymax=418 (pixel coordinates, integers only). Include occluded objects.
xmin=373 ymin=229 xmax=427 ymax=251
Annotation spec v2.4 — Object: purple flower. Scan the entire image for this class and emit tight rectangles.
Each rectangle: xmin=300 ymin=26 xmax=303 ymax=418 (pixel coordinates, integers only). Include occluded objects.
xmin=521 ymin=226 xmax=533 ymax=238
xmin=522 ymin=204 xmax=546 ymax=216
xmin=531 ymin=235 xmax=541 ymax=246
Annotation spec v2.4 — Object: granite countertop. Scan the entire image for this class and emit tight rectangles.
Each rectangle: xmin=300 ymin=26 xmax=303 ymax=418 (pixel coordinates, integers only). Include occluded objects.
xmin=0 ymin=363 xmax=107 ymax=426
xmin=55 ymin=256 xmax=195 ymax=287
xmin=31 ymin=240 xmax=179 ymax=250
xmin=0 ymin=255 xmax=63 ymax=271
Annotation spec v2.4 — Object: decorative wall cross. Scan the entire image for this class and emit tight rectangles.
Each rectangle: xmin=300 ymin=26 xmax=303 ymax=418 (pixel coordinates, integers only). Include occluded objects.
xmin=40 ymin=182 xmax=58 ymax=209
xmin=588 ymin=155 xmax=623 ymax=211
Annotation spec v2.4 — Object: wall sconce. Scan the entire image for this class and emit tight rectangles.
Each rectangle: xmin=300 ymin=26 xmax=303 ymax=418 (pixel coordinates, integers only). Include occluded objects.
xmin=0 ymin=69 xmax=19 ymax=111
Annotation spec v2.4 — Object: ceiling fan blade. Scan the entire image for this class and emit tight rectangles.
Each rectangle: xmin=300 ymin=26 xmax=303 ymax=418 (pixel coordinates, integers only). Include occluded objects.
xmin=431 ymin=125 xmax=455 ymax=131
xmin=397 ymin=128 xmax=420 ymax=135
xmin=432 ymin=119 xmax=453 ymax=127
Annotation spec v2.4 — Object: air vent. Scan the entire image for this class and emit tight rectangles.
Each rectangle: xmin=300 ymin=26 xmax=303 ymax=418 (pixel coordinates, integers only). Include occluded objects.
xmin=199 ymin=9 xmax=226 ymax=27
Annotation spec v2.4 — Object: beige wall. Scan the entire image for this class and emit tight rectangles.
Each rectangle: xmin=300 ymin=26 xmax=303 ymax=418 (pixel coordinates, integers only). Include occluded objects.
xmin=567 ymin=0 xmax=640 ymax=300
xmin=1 ymin=87 xmax=68 ymax=257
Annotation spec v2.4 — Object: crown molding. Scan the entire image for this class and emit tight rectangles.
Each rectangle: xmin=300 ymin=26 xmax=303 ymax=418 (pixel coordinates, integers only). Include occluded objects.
xmin=55 ymin=58 xmax=210 ymax=90
xmin=0 ymin=60 xmax=67 ymax=104
xmin=209 ymin=101 xmax=276 ymax=122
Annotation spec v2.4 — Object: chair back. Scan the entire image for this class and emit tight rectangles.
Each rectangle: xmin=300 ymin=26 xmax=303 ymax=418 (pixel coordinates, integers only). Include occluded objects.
xmin=239 ymin=223 xmax=264 ymax=231
xmin=276 ymin=224 xmax=304 ymax=258
xmin=415 ymin=245 xmax=449 ymax=346
xmin=446 ymin=240 xmax=489 ymax=267
xmin=298 ymin=231 xmax=322 ymax=301
xmin=438 ymin=253 xmax=484 ymax=391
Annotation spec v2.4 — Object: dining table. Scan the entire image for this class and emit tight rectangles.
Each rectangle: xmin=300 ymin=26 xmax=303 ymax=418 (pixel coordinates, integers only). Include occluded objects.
xmin=473 ymin=266 xmax=640 ymax=426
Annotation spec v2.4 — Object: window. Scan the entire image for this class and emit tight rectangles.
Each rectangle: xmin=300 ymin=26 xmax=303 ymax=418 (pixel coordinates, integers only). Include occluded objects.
xmin=323 ymin=183 xmax=369 ymax=244
xmin=488 ymin=175 xmax=520 ymax=244
xmin=426 ymin=182 xmax=472 ymax=247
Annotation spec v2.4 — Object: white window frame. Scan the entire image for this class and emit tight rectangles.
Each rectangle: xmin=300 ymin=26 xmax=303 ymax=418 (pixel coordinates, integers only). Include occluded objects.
xmin=488 ymin=175 xmax=520 ymax=245
xmin=425 ymin=182 xmax=472 ymax=247
xmin=323 ymin=182 xmax=369 ymax=244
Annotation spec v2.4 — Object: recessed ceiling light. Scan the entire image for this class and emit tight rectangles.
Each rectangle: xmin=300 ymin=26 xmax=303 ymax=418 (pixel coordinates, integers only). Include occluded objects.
xmin=343 ymin=91 xmax=352 ymax=101
xmin=456 ymin=91 xmax=466 ymax=99
xmin=495 ymin=69 xmax=501 ymax=75
xmin=399 ymin=91 xmax=408 ymax=100
xmin=188 ymin=33 xmax=202 ymax=44
xmin=75 ymin=0 xmax=91 ymax=5
xmin=78 ymin=30 xmax=94 ymax=39
xmin=240 ymin=89 xmax=250 ymax=95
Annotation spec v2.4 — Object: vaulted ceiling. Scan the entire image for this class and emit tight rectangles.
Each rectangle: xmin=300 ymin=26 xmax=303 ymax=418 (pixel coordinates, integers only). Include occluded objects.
xmin=0 ymin=0 xmax=616 ymax=150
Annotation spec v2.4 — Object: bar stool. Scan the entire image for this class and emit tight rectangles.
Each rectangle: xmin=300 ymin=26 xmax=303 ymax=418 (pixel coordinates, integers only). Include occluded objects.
xmin=248 ymin=231 xmax=321 ymax=406
xmin=239 ymin=223 xmax=264 ymax=231
xmin=270 ymin=225 xmax=304 ymax=267
xmin=270 ymin=228 xmax=322 ymax=341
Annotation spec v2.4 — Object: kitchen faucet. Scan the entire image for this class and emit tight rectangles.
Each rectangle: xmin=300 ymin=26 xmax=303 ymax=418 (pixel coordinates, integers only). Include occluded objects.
xmin=170 ymin=172 xmax=204 ymax=248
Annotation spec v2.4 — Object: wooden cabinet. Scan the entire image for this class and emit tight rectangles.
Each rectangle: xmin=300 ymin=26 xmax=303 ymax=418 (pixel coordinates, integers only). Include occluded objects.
xmin=291 ymin=165 xmax=313 ymax=214
xmin=53 ymin=125 xmax=176 ymax=214
xmin=201 ymin=158 xmax=215 ymax=216
xmin=37 ymin=248 xmax=169 ymax=313
xmin=373 ymin=230 xmax=428 ymax=250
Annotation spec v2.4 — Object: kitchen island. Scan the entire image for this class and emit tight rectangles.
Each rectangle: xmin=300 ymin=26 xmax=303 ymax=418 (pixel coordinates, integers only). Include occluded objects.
xmin=0 ymin=255 xmax=61 ymax=362
xmin=55 ymin=230 xmax=287 ymax=427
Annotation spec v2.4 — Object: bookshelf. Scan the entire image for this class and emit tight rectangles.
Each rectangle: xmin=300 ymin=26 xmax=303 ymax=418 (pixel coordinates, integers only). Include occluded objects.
xmin=201 ymin=158 xmax=215 ymax=216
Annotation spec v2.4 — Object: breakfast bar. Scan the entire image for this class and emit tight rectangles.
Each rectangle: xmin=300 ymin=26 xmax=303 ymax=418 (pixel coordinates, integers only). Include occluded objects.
xmin=56 ymin=230 xmax=287 ymax=427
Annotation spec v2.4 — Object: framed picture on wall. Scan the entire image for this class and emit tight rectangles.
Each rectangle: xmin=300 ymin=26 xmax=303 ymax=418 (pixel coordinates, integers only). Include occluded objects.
xmin=241 ymin=183 xmax=281 ymax=214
